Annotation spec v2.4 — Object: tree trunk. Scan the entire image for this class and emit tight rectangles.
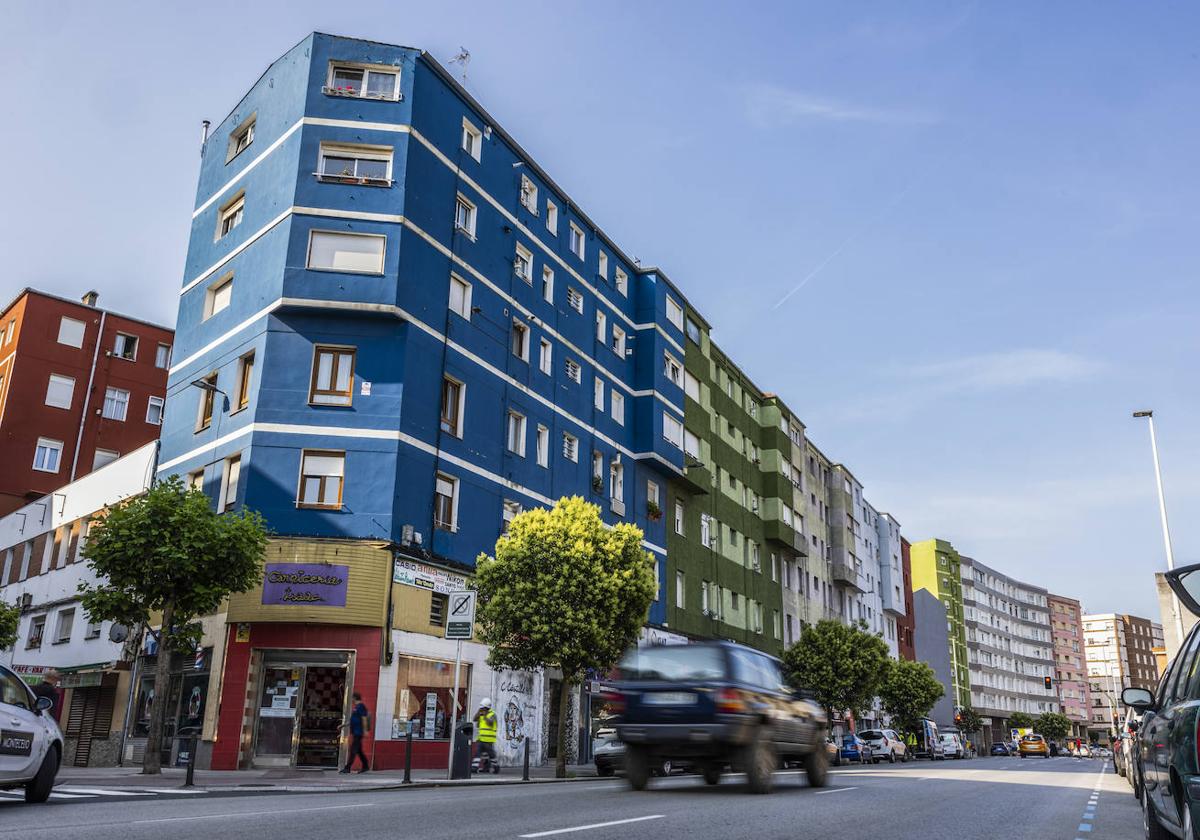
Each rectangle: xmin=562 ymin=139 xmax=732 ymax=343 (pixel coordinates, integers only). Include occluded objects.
xmin=555 ymin=677 xmax=574 ymax=779
xmin=142 ymin=601 xmax=174 ymax=775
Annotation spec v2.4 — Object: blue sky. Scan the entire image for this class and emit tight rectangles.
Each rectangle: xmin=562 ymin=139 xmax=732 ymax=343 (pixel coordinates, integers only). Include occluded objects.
xmin=3 ymin=2 xmax=1197 ymax=619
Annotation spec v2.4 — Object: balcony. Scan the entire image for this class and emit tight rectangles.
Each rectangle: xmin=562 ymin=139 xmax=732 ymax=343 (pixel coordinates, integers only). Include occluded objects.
xmin=763 ymin=519 xmax=804 ymax=552
xmin=678 ymin=461 xmax=711 ymax=495
xmin=831 ymin=559 xmax=866 ymax=592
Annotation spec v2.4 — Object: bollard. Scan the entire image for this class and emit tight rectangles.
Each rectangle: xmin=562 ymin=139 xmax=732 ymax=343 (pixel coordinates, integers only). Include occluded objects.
xmin=184 ymin=737 xmax=197 ymax=788
xmin=522 ymin=737 xmax=530 ymax=781
xmin=403 ymin=725 xmax=413 ymax=784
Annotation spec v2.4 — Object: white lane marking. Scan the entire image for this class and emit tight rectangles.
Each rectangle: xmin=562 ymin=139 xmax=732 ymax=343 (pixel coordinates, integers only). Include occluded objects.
xmin=139 ymin=788 xmax=210 ymax=795
xmin=55 ymin=787 xmax=153 ymax=796
xmin=48 ymin=792 xmax=97 ymax=799
xmin=816 ymin=786 xmax=858 ymax=795
xmin=132 ymin=803 xmax=374 ymax=825
xmin=519 ymin=815 xmax=665 ymax=837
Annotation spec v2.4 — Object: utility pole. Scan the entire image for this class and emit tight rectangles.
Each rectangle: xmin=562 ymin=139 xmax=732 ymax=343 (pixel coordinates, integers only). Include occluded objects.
xmin=1132 ymin=411 xmax=1186 ymax=650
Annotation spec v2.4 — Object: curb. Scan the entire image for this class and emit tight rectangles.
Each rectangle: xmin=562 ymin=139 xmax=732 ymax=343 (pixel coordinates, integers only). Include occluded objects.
xmin=56 ymin=774 xmax=602 ymax=796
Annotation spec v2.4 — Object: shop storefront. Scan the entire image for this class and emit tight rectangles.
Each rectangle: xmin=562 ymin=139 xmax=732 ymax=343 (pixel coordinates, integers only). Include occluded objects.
xmin=126 ymin=647 xmax=213 ymax=767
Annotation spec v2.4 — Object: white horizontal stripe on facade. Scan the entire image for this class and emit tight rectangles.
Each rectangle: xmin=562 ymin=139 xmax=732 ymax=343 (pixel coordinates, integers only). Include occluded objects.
xmin=192 ymin=118 xmax=306 ymax=219
xmin=180 ymin=206 xmax=294 ymax=296
xmin=168 ymin=301 xmax=279 ymax=375
xmin=157 ymin=426 xmax=254 ymax=473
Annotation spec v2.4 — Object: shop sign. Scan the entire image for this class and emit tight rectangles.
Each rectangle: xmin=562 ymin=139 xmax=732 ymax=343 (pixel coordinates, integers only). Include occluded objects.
xmin=261 ymin=563 xmax=349 ymax=607
xmin=394 ymin=559 xmax=469 ymax=595
xmin=638 ymin=627 xmax=689 ymax=648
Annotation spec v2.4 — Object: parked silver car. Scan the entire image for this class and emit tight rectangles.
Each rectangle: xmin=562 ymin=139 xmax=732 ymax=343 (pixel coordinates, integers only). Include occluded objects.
xmin=858 ymin=728 xmax=909 ymax=763
xmin=0 ymin=663 xmax=63 ymax=803
xmin=939 ymin=733 xmax=966 ymax=759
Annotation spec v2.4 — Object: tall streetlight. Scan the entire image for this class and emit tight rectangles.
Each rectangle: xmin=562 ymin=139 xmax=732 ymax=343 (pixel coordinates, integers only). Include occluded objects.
xmin=1132 ymin=410 xmax=1185 ymax=648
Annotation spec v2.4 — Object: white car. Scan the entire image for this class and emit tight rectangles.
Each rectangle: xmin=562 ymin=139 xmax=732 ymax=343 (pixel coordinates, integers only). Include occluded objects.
xmin=939 ymin=733 xmax=966 ymax=759
xmin=0 ymin=663 xmax=63 ymax=803
xmin=857 ymin=728 xmax=908 ymax=763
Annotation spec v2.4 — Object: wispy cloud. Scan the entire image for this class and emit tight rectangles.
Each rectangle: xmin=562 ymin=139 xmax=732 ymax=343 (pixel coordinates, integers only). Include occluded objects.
xmin=741 ymin=83 xmax=937 ymax=129
xmin=904 ymin=349 xmax=1105 ymax=392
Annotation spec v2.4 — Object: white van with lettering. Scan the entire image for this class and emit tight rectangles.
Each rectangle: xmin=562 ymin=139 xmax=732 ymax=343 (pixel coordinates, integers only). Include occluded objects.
xmin=0 ymin=663 xmax=63 ymax=802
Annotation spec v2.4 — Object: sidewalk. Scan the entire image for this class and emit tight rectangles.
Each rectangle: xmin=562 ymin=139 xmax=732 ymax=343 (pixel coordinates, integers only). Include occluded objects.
xmin=56 ymin=763 xmax=601 ymax=794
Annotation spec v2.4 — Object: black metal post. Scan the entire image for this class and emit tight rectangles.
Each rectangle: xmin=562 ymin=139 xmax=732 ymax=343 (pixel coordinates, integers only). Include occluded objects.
xmin=522 ymin=737 xmax=530 ymax=781
xmin=403 ymin=725 xmax=413 ymax=784
xmin=184 ymin=737 xmax=197 ymax=787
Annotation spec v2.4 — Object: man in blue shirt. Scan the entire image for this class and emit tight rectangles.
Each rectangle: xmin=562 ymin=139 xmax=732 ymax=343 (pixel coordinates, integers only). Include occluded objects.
xmin=341 ymin=692 xmax=371 ymax=773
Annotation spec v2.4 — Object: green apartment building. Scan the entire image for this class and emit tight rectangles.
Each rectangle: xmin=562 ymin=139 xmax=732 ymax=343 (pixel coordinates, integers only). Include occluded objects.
xmin=909 ymin=539 xmax=971 ymax=709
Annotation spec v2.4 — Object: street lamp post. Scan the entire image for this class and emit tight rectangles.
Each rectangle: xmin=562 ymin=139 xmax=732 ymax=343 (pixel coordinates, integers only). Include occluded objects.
xmin=1132 ymin=410 xmax=1186 ymax=648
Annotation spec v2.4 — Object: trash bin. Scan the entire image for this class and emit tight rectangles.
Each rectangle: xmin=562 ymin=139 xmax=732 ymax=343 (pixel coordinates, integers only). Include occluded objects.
xmin=450 ymin=721 xmax=474 ymax=780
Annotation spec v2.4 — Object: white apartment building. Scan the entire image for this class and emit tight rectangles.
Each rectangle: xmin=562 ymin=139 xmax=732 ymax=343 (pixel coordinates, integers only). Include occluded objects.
xmin=1083 ymin=613 xmax=1163 ymax=735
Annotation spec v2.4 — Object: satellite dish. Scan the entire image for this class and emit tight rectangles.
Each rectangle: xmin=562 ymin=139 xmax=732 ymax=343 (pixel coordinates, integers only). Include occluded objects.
xmin=108 ymin=624 xmax=130 ymax=643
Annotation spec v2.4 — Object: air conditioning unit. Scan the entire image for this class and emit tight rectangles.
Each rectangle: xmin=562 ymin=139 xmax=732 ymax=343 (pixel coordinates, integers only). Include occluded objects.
xmin=19 ymin=592 xmax=32 ymax=610
xmin=401 ymin=524 xmax=414 ymax=546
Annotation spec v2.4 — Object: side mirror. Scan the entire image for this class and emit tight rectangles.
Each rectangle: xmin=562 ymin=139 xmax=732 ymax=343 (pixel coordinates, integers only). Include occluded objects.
xmin=1122 ymin=686 xmax=1155 ymax=712
xmin=35 ymin=696 xmax=53 ymax=714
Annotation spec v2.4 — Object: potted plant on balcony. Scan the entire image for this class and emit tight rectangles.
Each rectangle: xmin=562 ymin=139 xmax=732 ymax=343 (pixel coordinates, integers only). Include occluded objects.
xmin=646 ymin=500 xmax=662 ymax=521
xmin=591 ymin=475 xmax=604 ymax=494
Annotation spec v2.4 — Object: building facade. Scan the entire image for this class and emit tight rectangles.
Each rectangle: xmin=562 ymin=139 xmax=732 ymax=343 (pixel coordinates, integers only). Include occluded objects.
xmin=909 ymin=539 xmax=971 ymax=713
xmin=1048 ymin=593 xmax=1092 ymax=736
xmin=0 ymin=289 xmax=172 ymax=514
xmin=897 ymin=537 xmax=916 ymax=661
xmin=1083 ymin=613 xmax=1163 ymax=736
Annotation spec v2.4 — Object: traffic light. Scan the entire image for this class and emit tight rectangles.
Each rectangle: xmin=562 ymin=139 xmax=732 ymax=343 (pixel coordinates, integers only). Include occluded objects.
xmin=1044 ymin=676 xmax=1053 ymax=690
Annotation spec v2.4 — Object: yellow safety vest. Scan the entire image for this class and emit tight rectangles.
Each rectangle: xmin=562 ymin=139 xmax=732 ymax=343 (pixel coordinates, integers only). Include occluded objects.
xmin=477 ymin=710 xmax=498 ymax=743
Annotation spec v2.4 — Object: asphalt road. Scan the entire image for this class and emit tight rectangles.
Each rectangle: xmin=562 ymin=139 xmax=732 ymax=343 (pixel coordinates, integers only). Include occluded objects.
xmin=0 ymin=756 xmax=1140 ymax=839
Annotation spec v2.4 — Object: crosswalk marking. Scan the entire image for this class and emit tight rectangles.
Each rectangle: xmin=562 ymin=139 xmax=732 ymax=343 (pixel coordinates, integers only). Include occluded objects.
xmin=54 ymin=787 xmax=154 ymax=796
xmin=141 ymin=788 xmax=209 ymax=795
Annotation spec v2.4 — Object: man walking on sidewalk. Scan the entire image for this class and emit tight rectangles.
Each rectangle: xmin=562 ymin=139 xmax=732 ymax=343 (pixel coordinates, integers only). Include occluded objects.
xmin=341 ymin=692 xmax=371 ymax=774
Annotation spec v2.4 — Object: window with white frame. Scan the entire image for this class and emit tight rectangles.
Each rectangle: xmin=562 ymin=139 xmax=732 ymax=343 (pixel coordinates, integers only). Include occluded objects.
xmin=665 ymin=295 xmax=684 ymax=331
xmin=545 ymin=200 xmax=558 ymax=234
xmin=54 ymin=609 xmax=74 ymax=644
xmin=221 ymin=454 xmax=241 ymax=512
xmin=565 ymin=358 xmax=581 ymax=383
xmin=454 ymin=194 xmax=477 ymax=237
xmin=597 ymin=250 xmax=608 ymax=280
xmin=615 ymin=268 xmax=628 ymax=297
xmin=307 ymin=231 xmax=386 ymax=273
xmin=562 ymin=432 xmax=578 ymax=462
xmin=663 ymin=352 xmax=683 ymax=387
xmin=502 ymin=499 xmax=522 ymax=533
xmin=596 ymin=311 xmax=606 ymax=343
xmin=205 ymin=274 xmax=233 ymax=319
xmin=536 ymin=424 xmax=549 ymax=467
xmin=592 ymin=450 xmax=603 ymax=482
xmin=217 ymin=193 xmax=244 ymax=240
xmin=227 ymin=114 xmax=255 ymax=162
xmin=146 ymin=395 xmax=165 ymax=425
xmin=684 ymin=370 xmax=700 ymax=401
xmin=647 ymin=480 xmax=660 ymax=510
xmin=298 ymin=451 xmax=344 ymax=509
xmin=102 ymin=387 xmax=129 ymax=421
xmin=686 ymin=317 xmax=702 ymax=344
xmin=676 ymin=571 xmax=685 ymax=609
xmin=611 ymin=390 xmax=624 ymax=425
xmin=45 ymin=374 xmax=74 ymax=409
xmin=449 ymin=275 xmax=472 ymax=319
xmin=93 ymin=449 xmax=119 ymax=470
xmin=610 ymin=461 xmax=624 ymax=502
xmin=33 ymin=437 xmax=63 ymax=473
xmin=57 ymin=316 xmax=85 ymax=348
xmin=506 ymin=410 xmax=526 ymax=457
xmin=114 ymin=333 xmax=138 ymax=360
xmin=318 ymin=143 xmax=392 ymax=185
xmin=310 ymin=346 xmax=355 ymax=406
xmin=541 ymin=266 xmax=554 ymax=303
xmin=519 ymin=175 xmax=538 ymax=213
xmin=461 ymin=118 xmax=482 ymax=161
xmin=514 ymin=243 xmax=533 ymax=282
xmin=683 ymin=429 xmax=700 ymax=458
xmin=326 ymin=63 xmax=400 ymax=100
xmin=674 ymin=499 xmax=684 ymax=535
xmin=538 ymin=338 xmax=552 ymax=375
xmin=700 ymin=514 xmax=711 ymax=547
xmin=511 ymin=320 xmax=530 ymax=361
xmin=663 ymin=412 xmax=684 ymax=448
xmin=611 ymin=324 xmax=626 ymax=357
xmin=441 ymin=376 xmax=464 ymax=437
xmin=593 ymin=377 xmax=604 ymax=410
xmin=155 ymin=343 xmax=172 ymax=369
xmin=569 ymin=222 xmax=585 ymax=259
xmin=434 ymin=473 xmax=458 ymax=530
xmin=567 ymin=287 xmax=583 ymax=314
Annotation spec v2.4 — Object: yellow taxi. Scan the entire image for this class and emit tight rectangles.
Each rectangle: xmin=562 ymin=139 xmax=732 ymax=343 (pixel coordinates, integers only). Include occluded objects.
xmin=1018 ymin=733 xmax=1050 ymax=758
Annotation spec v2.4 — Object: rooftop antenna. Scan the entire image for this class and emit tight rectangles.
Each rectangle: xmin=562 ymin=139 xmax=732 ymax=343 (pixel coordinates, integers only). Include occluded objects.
xmin=448 ymin=47 xmax=471 ymax=83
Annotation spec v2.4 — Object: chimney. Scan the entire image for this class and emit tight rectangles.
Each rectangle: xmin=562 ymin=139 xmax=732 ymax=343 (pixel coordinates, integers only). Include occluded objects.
xmin=81 ymin=290 xmax=99 ymax=307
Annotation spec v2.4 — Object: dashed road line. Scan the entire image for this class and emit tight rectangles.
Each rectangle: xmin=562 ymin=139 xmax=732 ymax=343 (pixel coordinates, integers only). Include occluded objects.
xmin=519 ymin=815 xmax=665 ymax=837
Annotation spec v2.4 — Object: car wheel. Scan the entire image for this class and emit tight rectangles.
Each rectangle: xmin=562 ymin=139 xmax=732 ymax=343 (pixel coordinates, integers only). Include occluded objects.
xmin=872 ymin=755 xmax=880 ymax=765
xmin=597 ymin=765 xmax=615 ymax=777
xmin=24 ymin=746 xmax=58 ymax=804
xmin=804 ymin=747 xmax=829 ymax=789
xmin=1143 ymin=783 xmax=1173 ymax=840
xmin=888 ymin=751 xmax=896 ymax=764
xmin=656 ymin=760 xmax=672 ymax=777
xmin=902 ymin=751 xmax=910 ymax=763
xmin=702 ymin=764 xmax=722 ymax=786
xmin=625 ymin=746 xmax=651 ymax=791
xmin=744 ymin=729 xmax=777 ymax=795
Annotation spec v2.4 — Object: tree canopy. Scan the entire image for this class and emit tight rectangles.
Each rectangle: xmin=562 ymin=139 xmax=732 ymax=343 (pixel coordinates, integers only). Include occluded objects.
xmin=782 ymin=619 xmax=890 ymax=721
xmin=1007 ymin=711 xmax=1036 ymax=731
xmin=878 ymin=658 xmax=945 ymax=737
xmin=0 ymin=601 xmax=19 ymax=650
xmin=1036 ymin=711 xmax=1072 ymax=741
xmin=957 ymin=705 xmax=983 ymax=737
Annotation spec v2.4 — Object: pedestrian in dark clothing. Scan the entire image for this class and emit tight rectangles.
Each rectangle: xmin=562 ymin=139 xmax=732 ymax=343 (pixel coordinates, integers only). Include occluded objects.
xmin=341 ymin=692 xmax=370 ymax=773
xmin=32 ymin=669 xmax=61 ymax=720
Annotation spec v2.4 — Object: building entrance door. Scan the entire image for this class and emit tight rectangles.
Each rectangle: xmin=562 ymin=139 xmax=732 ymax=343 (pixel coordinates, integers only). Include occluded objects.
xmin=253 ymin=667 xmax=302 ymax=767
xmin=251 ymin=651 xmax=353 ymax=768
xmin=296 ymin=665 xmax=347 ymax=768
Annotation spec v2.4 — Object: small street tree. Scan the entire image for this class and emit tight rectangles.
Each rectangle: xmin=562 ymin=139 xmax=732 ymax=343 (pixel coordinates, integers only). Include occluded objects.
xmin=878 ymin=659 xmax=945 ymax=738
xmin=1036 ymin=711 xmax=1072 ymax=741
xmin=79 ymin=475 xmax=268 ymax=774
xmin=0 ymin=601 xmax=20 ymax=650
xmin=474 ymin=496 xmax=655 ymax=778
xmin=782 ymin=619 xmax=890 ymax=723
xmin=1007 ymin=711 xmax=1036 ymax=732
xmin=957 ymin=705 xmax=983 ymax=741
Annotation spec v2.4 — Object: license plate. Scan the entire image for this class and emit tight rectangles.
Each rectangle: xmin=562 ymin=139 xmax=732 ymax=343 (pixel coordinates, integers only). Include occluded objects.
xmin=643 ymin=691 xmax=696 ymax=706
xmin=0 ymin=729 xmax=33 ymax=757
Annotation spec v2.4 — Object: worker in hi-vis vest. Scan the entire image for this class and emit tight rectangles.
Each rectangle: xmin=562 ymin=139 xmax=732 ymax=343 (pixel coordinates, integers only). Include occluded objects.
xmin=473 ymin=697 xmax=500 ymax=774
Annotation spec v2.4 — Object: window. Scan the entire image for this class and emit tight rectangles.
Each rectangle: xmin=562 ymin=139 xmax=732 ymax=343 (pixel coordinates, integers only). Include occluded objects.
xmin=221 ymin=454 xmax=241 ymax=512
xmin=683 ymin=429 xmax=700 ymax=458
xmin=684 ymin=370 xmax=700 ymax=401
xmin=676 ymin=571 xmax=685 ymax=608
xmin=674 ymin=500 xmax=684 ymax=534
xmin=647 ymin=480 xmax=660 ymax=509
xmin=449 ymin=275 xmax=472 ymax=319
xmin=610 ymin=461 xmax=624 ymax=502
xmin=45 ymin=374 xmax=75 ymax=409
xmin=519 ymin=175 xmax=538 ymax=213
xmin=430 ymin=592 xmax=448 ymax=626
xmin=611 ymin=390 xmax=624 ymax=425
xmin=310 ymin=347 xmax=355 ymax=405
xmin=567 ymin=286 xmax=584 ymax=314
xmin=298 ymin=451 xmax=345 ymax=509
xmin=592 ymin=450 xmax=604 ymax=483
xmin=114 ymin=332 xmax=138 ymax=360
xmin=4 ymin=320 xmax=11 ymax=344
xmin=663 ymin=352 xmax=683 ymax=387
xmin=511 ymin=320 xmax=530 ymax=361
xmin=102 ymin=387 xmax=130 ymax=421
xmin=307 ymin=231 xmax=386 ymax=273
xmin=227 ymin=114 xmax=255 ymax=162
xmin=596 ymin=311 xmax=607 ymax=343
xmin=87 ymin=450 xmax=119 ymax=474
xmin=545 ymin=200 xmax=558 ymax=234
xmin=146 ymin=395 xmax=165 ymax=425
xmin=461 ymin=118 xmax=482 ymax=161
xmin=454 ymin=194 xmax=477 ymax=238
xmin=511 ymin=244 xmax=534 ymax=283
xmin=598 ymin=250 xmax=609 ymax=280
xmin=327 ymin=64 xmax=400 ymax=100
xmin=538 ymin=339 xmax=552 ymax=375
xmin=665 ymin=296 xmax=684 ymax=331
xmin=57 ymin=316 xmax=85 ymax=348
xmin=686 ymin=317 xmax=702 ymax=344
xmin=562 ymin=432 xmax=578 ymax=462
xmin=434 ymin=473 xmax=458 ymax=530
xmin=569 ymin=222 xmax=585 ymax=259
xmin=235 ymin=352 xmax=254 ymax=410
xmin=536 ymin=424 xmax=549 ymax=467
xmin=663 ymin=412 xmax=684 ymax=448
xmin=85 ymin=619 xmax=102 ymax=640
xmin=594 ymin=377 xmax=604 ymax=410
xmin=196 ymin=373 xmax=217 ymax=430
xmin=27 ymin=616 xmax=44 ymax=650
xmin=155 ymin=343 xmax=172 ymax=369
xmin=565 ymin=358 xmax=581 ymax=383
xmin=218 ymin=193 xmax=244 ymax=239
xmin=615 ymin=269 xmax=628 ymax=297
xmin=541 ymin=266 xmax=554 ymax=303
xmin=612 ymin=325 xmax=626 ymax=357
xmin=318 ymin=143 xmax=392 ymax=185
xmin=502 ymin=500 xmax=522 ymax=533
xmin=441 ymin=376 xmax=464 ymax=436
xmin=506 ymin=410 xmax=526 ymax=456
xmin=188 ymin=470 xmax=204 ymax=492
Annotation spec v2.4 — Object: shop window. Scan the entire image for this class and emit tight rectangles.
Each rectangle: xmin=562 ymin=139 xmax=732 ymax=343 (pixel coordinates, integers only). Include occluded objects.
xmin=394 ymin=655 xmax=471 ymax=741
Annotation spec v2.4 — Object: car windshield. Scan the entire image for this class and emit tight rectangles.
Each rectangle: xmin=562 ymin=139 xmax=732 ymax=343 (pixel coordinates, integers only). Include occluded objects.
xmin=618 ymin=645 xmax=726 ymax=682
xmin=1022 ymin=735 xmax=1043 ymax=742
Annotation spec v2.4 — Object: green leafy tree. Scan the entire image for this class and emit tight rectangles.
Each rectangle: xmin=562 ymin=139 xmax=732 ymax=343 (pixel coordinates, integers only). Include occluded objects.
xmin=1036 ymin=711 xmax=1072 ymax=741
xmin=878 ymin=659 xmax=945 ymax=738
xmin=475 ymin=496 xmax=655 ymax=778
xmin=79 ymin=476 xmax=268 ymax=774
xmin=0 ymin=601 xmax=19 ymax=650
xmin=1008 ymin=711 xmax=1036 ymax=732
xmin=957 ymin=705 xmax=983 ymax=739
xmin=782 ymin=619 xmax=890 ymax=722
